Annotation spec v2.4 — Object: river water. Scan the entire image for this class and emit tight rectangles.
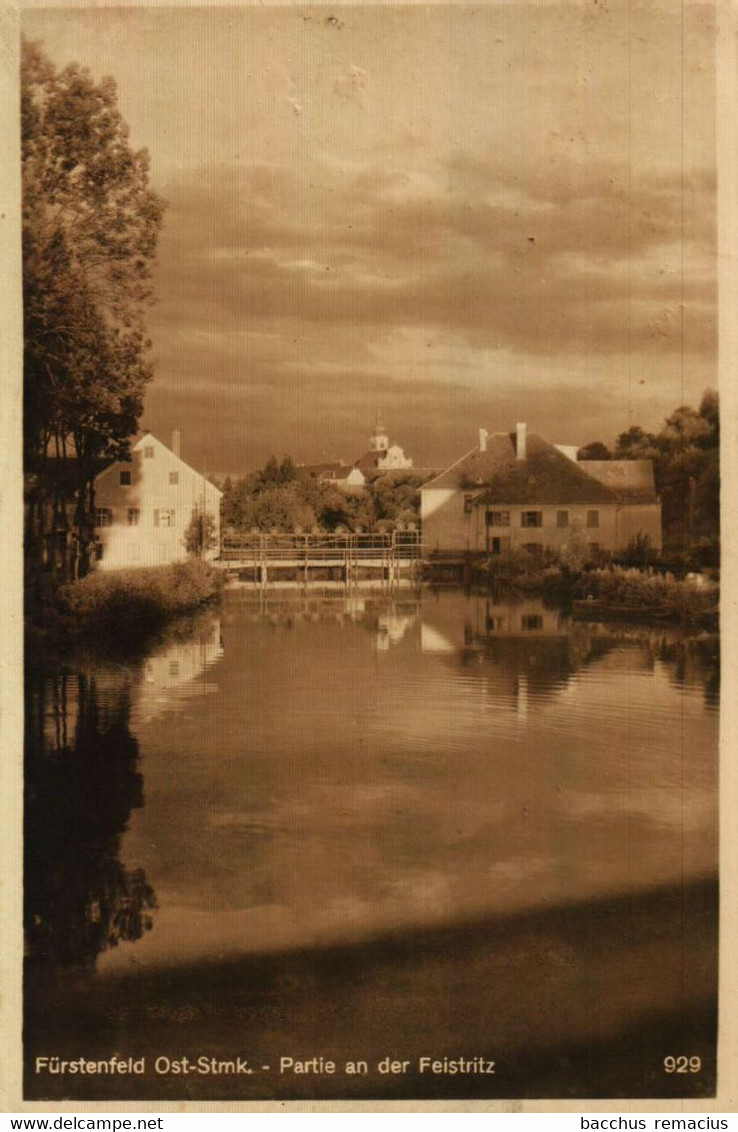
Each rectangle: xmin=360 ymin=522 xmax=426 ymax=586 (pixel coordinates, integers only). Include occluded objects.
xmin=24 ymin=589 xmax=719 ymax=1100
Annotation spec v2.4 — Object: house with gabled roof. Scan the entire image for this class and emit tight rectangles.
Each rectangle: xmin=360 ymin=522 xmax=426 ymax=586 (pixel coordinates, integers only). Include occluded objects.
xmin=303 ymin=462 xmax=366 ymax=492
xmin=93 ymin=431 xmax=222 ymax=569
xmin=421 ymin=423 xmax=661 ymax=556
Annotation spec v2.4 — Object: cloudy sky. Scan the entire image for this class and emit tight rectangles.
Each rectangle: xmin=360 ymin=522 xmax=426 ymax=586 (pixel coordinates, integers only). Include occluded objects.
xmin=24 ymin=2 xmax=716 ymax=475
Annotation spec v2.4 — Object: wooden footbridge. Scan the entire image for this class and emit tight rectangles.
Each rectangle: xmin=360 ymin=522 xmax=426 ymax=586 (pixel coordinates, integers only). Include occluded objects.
xmin=217 ymin=531 xmax=423 ymax=586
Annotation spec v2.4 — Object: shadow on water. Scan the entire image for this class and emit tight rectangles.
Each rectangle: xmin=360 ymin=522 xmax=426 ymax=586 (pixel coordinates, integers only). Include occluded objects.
xmin=25 ymin=877 xmax=717 ymax=1101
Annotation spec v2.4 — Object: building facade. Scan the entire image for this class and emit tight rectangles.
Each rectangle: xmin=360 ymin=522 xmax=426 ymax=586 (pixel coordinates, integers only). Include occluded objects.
xmin=303 ymin=463 xmax=367 ymax=492
xmin=421 ymin=424 xmax=661 ymax=556
xmin=93 ymin=432 xmax=222 ymax=569
xmin=355 ymin=414 xmax=413 ymax=474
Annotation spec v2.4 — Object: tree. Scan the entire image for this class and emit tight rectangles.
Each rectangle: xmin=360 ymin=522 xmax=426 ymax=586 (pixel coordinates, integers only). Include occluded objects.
xmin=22 ymin=39 xmax=165 ymax=580
xmin=611 ymin=394 xmax=720 ymax=550
xmin=183 ymin=510 xmax=218 ymax=558
xmin=699 ymin=389 xmax=719 ymax=439
xmin=577 ymin=441 xmax=611 ymax=461
xmin=558 ymin=516 xmax=590 ymax=572
xmin=658 ymin=405 xmax=712 ymax=450
xmin=614 ymin=425 xmax=659 ymax=459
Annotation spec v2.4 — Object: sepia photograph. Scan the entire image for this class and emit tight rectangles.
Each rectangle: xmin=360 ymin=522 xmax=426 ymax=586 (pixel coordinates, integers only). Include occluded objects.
xmin=15 ymin=0 xmax=721 ymax=1105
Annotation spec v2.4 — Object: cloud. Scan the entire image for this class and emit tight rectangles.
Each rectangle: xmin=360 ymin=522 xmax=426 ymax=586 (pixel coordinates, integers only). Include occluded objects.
xmin=150 ymin=151 xmax=715 ymax=364
xmin=141 ymin=148 xmax=716 ymax=471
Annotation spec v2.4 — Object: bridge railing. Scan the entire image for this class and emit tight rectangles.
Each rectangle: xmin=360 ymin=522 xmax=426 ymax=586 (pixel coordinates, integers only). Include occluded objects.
xmin=219 ymin=531 xmax=424 ymax=561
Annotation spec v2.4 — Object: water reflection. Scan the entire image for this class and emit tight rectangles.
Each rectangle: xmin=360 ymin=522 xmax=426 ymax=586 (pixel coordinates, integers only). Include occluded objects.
xmin=136 ymin=615 xmax=223 ymax=723
xmin=24 ymin=667 xmax=156 ymax=967
xmin=24 ymin=591 xmax=719 ymax=1100
xmin=25 ymin=594 xmax=718 ymax=976
xmin=24 ymin=615 xmax=224 ymax=969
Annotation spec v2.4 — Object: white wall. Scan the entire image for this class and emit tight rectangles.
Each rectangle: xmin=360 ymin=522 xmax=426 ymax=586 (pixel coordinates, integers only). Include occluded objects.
xmin=421 ymin=490 xmax=660 ymax=553
xmin=94 ymin=434 xmax=221 ymax=570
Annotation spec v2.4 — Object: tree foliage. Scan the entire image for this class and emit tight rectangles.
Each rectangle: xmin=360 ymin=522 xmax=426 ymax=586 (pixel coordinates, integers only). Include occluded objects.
xmin=577 ymin=441 xmax=612 ymax=461
xmin=22 ymin=39 xmax=165 ymax=580
xmin=220 ymin=457 xmax=424 ymax=535
xmin=183 ymin=510 xmax=218 ymax=558
xmin=611 ymin=392 xmax=719 ymax=550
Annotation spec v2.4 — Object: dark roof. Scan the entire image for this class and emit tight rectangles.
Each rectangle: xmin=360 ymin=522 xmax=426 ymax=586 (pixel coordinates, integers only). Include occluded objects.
xmin=354 ymin=449 xmax=386 ymax=472
xmin=304 ymin=462 xmax=363 ymax=480
xmin=578 ymin=460 xmax=658 ymax=502
xmin=425 ymin=432 xmax=637 ymax=505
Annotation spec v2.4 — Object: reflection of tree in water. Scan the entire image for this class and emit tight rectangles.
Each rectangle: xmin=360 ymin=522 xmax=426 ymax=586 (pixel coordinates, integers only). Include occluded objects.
xmin=656 ymin=636 xmax=720 ymax=709
xmin=25 ymin=666 xmax=157 ymax=967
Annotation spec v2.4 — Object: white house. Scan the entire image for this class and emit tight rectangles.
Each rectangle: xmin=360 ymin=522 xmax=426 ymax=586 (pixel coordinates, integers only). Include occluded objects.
xmin=421 ymin=423 xmax=662 ymax=556
xmin=303 ymin=463 xmax=367 ymax=492
xmin=93 ymin=431 xmax=222 ymax=569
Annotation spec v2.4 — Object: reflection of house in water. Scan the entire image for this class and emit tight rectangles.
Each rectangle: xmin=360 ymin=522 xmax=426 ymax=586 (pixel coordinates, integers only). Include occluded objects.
xmin=344 ymin=597 xmax=367 ymax=620
xmin=421 ymin=594 xmax=619 ymax=706
xmin=135 ymin=619 xmax=224 ymax=724
xmin=375 ymin=612 xmax=416 ymax=651
xmin=422 ymin=596 xmax=567 ymax=649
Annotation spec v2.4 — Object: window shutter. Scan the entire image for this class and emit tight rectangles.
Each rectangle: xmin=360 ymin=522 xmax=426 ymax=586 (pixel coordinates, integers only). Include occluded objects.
xmin=154 ymin=510 xmax=159 ymax=527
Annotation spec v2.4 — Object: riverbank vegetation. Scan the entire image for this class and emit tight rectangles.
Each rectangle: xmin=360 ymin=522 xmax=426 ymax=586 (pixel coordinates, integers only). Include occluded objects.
xmin=451 ymin=554 xmax=718 ymax=629
xmin=28 ymin=561 xmax=224 ymax=657
xmin=563 ymin=566 xmax=717 ymax=627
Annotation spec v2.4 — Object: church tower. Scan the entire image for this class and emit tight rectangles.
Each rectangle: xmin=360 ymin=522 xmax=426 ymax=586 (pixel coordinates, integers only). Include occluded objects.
xmin=369 ymin=413 xmax=389 ymax=454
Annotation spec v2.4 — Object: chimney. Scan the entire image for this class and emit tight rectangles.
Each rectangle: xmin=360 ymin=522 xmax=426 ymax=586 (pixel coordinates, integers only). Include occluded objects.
xmin=516 ymin=422 xmax=527 ymax=461
xmin=478 ymin=428 xmax=489 ymax=453
xmin=171 ymin=429 xmax=181 ymax=458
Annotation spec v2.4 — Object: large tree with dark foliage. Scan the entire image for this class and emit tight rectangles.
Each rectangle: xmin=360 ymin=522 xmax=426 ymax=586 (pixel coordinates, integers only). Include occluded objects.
xmin=614 ymin=391 xmax=719 ymax=554
xmin=22 ymin=40 xmax=164 ymax=581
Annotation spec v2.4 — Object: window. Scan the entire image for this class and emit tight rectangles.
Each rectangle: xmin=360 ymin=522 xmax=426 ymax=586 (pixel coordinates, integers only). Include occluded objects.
xmin=169 ymin=471 xmax=179 ymax=485
xmin=521 ymin=614 xmax=543 ymax=631
xmin=119 ymin=469 xmax=131 ymax=486
xmin=463 ymin=494 xmax=474 ymax=514
xmin=486 ymin=510 xmax=510 ymax=527
xmin=144 ymin=445 xmax=154 ymax=459
xmin=556 ymin=510 xmax=569 ymax=528
xmin=127 ymin=508 xmax=140 ymax=526
xmin=521 ymin=511 xmax=542 ymax=528
xmin=590 ymin=542 xmax=600 ymax=555
xmin=524 ymin=542 xmax=543 ymax=560
xmin=154 ymin=509 xmax=176 ymax=527
xmin=587 ymin=510 xmax=600 ymax=528
xmin=170 ymin=661 xmax=180 ymax=677
xmin=95 ymin=508 xmax=113 ymax=527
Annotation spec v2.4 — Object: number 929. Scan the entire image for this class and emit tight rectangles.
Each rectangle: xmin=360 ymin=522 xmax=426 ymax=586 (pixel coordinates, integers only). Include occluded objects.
xmin=664 ymin=1056 xmax=702 ymax=1074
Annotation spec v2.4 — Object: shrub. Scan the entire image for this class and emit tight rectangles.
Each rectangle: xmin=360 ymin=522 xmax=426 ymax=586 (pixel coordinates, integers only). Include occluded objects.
xmin=59 ymin=561 xmax=224 ymax=642
xmin=619 ymin=532 xmax=654 ymax=568
xmin=573 ymin=565 xmax=717 ymax=623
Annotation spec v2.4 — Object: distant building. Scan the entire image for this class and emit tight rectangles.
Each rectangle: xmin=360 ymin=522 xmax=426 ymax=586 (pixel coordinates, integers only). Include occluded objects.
xmin=93 ymin=431 xmax=222 ymax=569
xmin=355 ymin=414 xmax=413 ymax=474
xmin=303 ymin=463 xmax=366 ymax=492
xmin=421 ymin=423 xmax=661 ymax=555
